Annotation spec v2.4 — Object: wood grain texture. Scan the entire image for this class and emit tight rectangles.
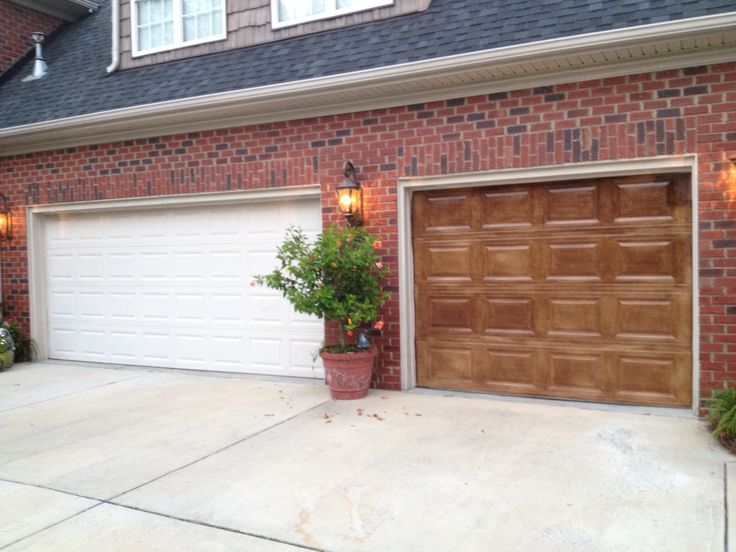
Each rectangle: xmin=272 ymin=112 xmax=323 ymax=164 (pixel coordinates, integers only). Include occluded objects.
xmin=413 ymin=174 xmax=692 ymax=406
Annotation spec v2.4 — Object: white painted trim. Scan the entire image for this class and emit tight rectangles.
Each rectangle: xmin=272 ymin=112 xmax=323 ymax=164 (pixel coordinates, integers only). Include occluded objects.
xmin=398 ymin=155 xmax=699 ymax=413
xmin=27 ymin=185 xmax=321 ymax=363
xmin=2 ymin=13 xmax=736 ymax=154
xmin=106 ymin=0 xmax=120 ymax=73
xmin=689 ymin=155 xmax=700 ymax=415
xmin=130 ymin=0 xmax=227 ymax=58
xmin=29 ymin=184 xmax=320 ymax=214
xmin=271 ymin=0 xmax=393 ymax=30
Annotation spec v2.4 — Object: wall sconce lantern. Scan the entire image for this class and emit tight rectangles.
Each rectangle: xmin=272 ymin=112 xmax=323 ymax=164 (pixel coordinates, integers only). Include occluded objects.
xmin=0 ymin=194 xmax=11 ymax=241
xmin=336 ymin=161 xmax=362 ymax=226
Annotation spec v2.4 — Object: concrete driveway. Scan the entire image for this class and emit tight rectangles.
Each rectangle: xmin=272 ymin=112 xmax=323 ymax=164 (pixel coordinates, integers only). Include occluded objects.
xmin=0 ymin=362 xmax=730 ymax=551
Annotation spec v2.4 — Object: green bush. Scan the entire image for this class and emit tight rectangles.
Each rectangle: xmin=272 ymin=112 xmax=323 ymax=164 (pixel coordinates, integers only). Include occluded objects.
xmin=2 ymin=319 xmax=33 ymax=363
xmin=254 ymin=225 xmax=390 ymax=351
xmin=707 ymin=389 xmax=736 ymax=443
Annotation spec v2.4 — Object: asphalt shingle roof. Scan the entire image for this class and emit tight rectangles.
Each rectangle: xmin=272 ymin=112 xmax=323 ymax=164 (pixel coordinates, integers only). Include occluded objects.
xmin=0 ymin=0 xmax=733 ymax=129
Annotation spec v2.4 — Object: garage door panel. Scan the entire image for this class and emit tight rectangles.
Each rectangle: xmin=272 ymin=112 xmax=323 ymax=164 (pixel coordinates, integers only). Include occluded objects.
xmin=483 ymin=243 xmax=534 ymax=281
xmin=414 ymin=174 xmax=692 ymax=407
xmin=481 ymin=188 xmax=534 ymax=229
xmin=544 ymin=184 xmax=601 ymax=226
xmin=483 ymin=348 xmax=536 ymax=391
xmin=44 ymin=198 xmax=324 ymax=378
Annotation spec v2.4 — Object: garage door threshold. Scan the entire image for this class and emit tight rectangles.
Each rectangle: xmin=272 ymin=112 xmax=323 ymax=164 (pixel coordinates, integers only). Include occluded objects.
xmin=410 ymin=386 xmax=695 ymax=418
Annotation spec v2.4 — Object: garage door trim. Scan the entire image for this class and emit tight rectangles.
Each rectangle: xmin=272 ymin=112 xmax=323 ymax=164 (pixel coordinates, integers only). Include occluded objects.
xmin=28 ymin=185 xmax=321 ymax=363
xmin=397 ymin=156 xmax=698 ymax=413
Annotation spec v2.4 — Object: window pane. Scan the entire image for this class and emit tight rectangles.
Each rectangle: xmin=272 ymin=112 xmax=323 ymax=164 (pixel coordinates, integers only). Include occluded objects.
xmin=211 ymin=10 xmax=223 ymax=35
xmin=183 ymin=15 xmax=196 ymax=41
xmin=183 ymin=0 xmax=223 ymax=41
xmin=278 ymin=0 xmax=326 ymax=21
xmin=136 ymin=0 xmax=173 ymax=51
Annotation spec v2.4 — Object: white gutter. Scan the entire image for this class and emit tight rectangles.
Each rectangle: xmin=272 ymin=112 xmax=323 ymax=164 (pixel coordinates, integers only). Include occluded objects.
xmin=106 ymin=0 xmax=120 ymax=73
xmin=2 ymin=11 xmax=736 ymax=153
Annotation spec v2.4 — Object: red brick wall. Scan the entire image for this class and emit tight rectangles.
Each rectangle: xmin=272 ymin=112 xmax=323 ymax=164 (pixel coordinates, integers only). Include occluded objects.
xmin=1 ymin=62 xmax=735 ymax=410
xmin=0 ymin=0 xmax=61 ymax=74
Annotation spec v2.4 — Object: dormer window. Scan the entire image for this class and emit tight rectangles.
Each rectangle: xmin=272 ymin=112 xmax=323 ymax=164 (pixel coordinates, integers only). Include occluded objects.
xmin=272 ymin=0 xmax=394 ymax=29
xmin=132 ymin=0 xmax=226 ymax=57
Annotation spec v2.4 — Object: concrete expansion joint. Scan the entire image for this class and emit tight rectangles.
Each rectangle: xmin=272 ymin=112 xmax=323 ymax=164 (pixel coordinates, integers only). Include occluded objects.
xmin=102 ymin=502 xmax=329 ymax=552
xmin=725 ymin=463 xmax=730 ymax=552
xmin=0 ymin=375 xmax=145 ymax=415
xmin=108 ymin=398 xmax=332 ymax=503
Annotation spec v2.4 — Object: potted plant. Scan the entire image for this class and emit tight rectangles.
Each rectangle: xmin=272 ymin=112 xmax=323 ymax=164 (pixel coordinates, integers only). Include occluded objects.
xmin=254 ymin=225 xmax=390 ymax=399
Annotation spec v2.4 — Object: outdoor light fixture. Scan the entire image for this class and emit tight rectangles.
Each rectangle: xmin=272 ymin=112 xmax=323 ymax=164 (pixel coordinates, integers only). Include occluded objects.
xmin=0 ymin=194 xmax=11 ymax=241
xmin=336 ymin=161 xmax=362 ymax=226
xmin=731 ymin=155 xmax=736 ymax=166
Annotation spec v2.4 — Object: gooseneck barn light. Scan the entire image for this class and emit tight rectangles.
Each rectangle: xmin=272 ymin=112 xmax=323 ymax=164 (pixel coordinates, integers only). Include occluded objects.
xmin=0 ymin=194 xmax=12 ymax=241
xmin=336 ymin=161 xmax=363 ymax=226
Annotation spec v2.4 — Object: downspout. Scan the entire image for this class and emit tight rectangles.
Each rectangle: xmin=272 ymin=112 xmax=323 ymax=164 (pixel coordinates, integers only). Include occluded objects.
xmin=106 ymin=0 xmax=120 ymax=73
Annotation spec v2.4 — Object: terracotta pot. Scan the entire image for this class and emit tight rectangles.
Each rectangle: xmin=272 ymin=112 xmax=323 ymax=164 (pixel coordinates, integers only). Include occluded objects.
xmin=320 ymin=347 xmax=376 ymax=400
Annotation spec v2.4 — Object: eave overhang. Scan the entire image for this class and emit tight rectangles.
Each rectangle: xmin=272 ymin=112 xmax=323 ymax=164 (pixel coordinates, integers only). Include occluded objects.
xmin=9 ymin=0 xmax=98 ymax=22
xmin=1 ymin=12 xmax=735 ymax=156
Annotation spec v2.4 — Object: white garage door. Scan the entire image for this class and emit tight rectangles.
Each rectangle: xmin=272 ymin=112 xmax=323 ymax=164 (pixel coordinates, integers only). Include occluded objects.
xmin=43 ymin=197 xmax=324 ymax=378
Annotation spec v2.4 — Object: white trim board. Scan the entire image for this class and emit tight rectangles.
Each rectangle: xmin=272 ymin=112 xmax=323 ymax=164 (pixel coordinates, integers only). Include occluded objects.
xmin=27 ymin=185 xmax=321 ymax=362
xmin=397 ymin=155 xmax=700 ymax=415
xmin=2 ymin=13 xmax=736 ymax=155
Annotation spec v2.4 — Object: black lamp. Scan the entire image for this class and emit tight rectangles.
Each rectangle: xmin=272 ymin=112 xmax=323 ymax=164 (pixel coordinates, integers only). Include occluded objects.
xmin=0 ymin=194 xmax=11 ymax=241
xmin=336 ymin=161 xmax=362 ymax=226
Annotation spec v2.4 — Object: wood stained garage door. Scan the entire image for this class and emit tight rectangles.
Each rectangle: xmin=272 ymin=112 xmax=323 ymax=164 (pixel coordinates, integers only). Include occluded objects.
xmin=413 ymin=174 xmax=692 ymax=406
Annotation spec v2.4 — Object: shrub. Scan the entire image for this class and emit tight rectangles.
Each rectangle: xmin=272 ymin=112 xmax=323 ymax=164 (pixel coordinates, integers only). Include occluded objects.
xmin=254 ymin=225 xmax=390 ymax=351
xmin=707 ymin=389 xmax=736 ymax=452
xmin=2 ymin=319 xmax=33 ymax=363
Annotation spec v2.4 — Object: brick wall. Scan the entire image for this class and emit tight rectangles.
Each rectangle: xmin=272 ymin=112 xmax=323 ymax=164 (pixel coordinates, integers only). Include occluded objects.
xmin=1 ymin=62 xmax=735 ymax=410
xmin=0 ymin=0 xmax=61 ymax=74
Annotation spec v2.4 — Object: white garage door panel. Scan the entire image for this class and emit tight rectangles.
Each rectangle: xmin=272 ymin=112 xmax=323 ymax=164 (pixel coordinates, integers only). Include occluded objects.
xmin=44 ymin=199 xmax=324 ymax=378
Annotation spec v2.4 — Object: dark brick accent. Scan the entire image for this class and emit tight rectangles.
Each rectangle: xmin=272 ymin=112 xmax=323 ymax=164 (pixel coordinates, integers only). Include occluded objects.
xmin=684 ymin=86 xmax=708 ymax=96
xmin=544 ymin=93 xmax=565 ymax=102
xmin=533 ymin=86 xmax=554 ymax=94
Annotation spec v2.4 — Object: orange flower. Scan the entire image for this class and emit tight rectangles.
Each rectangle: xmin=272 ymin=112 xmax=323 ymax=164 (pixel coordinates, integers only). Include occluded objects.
xmin=372 ymin=240 xmax=382 ymax=249
xmin=374 ymin=320 xmax=384 ymax=330
xmin=336 ymin=240 xmax=342 ymax=247
xmin=375 ymin=261 xmax=383 ymax=269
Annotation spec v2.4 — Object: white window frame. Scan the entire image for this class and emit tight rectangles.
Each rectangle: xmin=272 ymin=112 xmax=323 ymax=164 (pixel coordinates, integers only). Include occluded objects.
xmin=131 ymin=0 xmax=227 ymax=58
xmin=271 ymin=0 xmax=394 ymax=30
